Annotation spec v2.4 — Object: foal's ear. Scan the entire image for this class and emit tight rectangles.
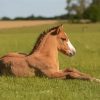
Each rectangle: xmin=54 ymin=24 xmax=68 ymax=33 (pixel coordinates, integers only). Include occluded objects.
xmin=60 ymin=24 xmax=64 ymax=28
xmin=51 ymin=25 xmax=64 ymax=35
xmin=56 ymin=24 xmax=63 ymax=34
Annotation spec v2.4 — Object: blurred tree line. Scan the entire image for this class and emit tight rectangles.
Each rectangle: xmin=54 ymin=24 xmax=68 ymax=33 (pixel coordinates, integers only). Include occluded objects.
xmin=84 ymin=0 xmax=100 ymax=22
xmin=0 ymin=0 xmax=100 ymax=23
xmin=66 ymin=0 xmax=100 ymax=22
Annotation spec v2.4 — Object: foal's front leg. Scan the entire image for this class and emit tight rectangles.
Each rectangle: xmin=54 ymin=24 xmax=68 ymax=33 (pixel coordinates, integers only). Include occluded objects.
xmin=63 ymin=68 xmax=93 ymax=81
xmin=44 ymin=70 xmax=67 ymax=79
xmin=43 ymin=68 xmax=92 ymax=80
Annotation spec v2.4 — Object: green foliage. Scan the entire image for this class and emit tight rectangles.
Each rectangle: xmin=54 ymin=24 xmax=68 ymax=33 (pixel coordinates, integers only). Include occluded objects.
xmin=84 ymin=5 xmax=100 ymax=22
xmin=1 ymin=17 xmax=11 ymax=20
xmin=83 ymin=0 xmax=100 ymax=22
xmin=65 ymin=0 xmax=100 ymax=22
xmin=0 ymin=23 xmax=100 ymax=100
xmin=65 ymin=0 xmax=88 ymax=20
xmin=14 ymin=15 xmax=48 ymax=20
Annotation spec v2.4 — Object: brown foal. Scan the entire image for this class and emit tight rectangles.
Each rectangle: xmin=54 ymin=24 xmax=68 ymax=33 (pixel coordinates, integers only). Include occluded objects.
xmin=0 ymin=25 xmax=100 ymax=82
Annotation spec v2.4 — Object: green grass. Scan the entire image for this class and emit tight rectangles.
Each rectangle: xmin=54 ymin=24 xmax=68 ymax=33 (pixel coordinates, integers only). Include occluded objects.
xmin=0 ymin=23 xmax=100 ymax=100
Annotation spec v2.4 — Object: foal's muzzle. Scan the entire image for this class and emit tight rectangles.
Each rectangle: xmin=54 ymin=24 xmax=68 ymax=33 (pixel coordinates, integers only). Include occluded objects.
xmin=67 ymin=49 xmax=76 ymax=57
xmin=67 ymin=40 xmax=76 ymax=57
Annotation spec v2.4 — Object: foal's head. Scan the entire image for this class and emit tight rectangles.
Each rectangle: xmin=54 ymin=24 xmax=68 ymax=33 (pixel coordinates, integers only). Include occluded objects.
xmin=54 ymin=25 xmax=76 ymax=57
xmin=31 ymin=25 xmax=76 ymax=57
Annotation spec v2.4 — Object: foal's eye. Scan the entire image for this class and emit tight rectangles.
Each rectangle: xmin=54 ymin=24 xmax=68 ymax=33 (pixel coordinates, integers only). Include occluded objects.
xmin=61 ymin=38 xmax=66 ymax=41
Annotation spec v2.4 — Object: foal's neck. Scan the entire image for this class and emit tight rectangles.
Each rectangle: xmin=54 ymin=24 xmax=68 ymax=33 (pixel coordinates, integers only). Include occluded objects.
xmin=40 ymin=35 xmax=58 ymax=59
xmin=31 ymin=34 xmax=58 ymax=62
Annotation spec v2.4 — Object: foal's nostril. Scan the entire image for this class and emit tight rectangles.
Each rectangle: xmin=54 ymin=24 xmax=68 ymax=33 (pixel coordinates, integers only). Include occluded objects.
xmin=67 ymin=50 xmax=76 ymax=57
xmin=68 ymin=52 xmax=73 ymax=57
xmin=73 ymin=50 xmax=76 ymax=55
xmin=69 ymin=52 xmax=73 ymax=56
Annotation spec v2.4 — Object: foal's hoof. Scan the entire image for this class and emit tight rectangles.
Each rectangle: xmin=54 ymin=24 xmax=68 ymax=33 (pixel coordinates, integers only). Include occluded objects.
xmin=91 ymin=78 xmax=100 ymax=83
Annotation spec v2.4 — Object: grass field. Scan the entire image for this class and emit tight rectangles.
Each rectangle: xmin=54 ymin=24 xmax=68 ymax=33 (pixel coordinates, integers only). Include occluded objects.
xmin=0 ymin=21 xmax=100 ymax=100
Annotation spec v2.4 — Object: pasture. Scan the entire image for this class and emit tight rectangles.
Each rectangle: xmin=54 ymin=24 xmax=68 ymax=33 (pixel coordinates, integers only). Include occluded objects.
xmin=0 ymin=21 xmax=100 ymax=100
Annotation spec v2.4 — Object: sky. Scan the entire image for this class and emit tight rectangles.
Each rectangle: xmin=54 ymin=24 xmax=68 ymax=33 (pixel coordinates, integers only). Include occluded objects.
xmin=0 ymin=0 xmax=67 ymax=18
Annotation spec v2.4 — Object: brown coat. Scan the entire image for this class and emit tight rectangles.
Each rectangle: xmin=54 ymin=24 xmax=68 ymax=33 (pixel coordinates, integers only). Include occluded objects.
xmin=0 ymin=25 xmax=99 ymax=82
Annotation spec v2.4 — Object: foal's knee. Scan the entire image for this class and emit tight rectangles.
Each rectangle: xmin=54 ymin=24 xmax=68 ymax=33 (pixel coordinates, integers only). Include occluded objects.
xmin=64 ymin=68 xmax=79 ymax=73
xmin=66 ymin=72 xmax=81 ymax=79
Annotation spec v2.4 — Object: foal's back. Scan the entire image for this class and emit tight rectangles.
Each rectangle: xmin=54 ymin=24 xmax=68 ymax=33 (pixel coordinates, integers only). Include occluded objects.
xmin=0 ymin=53 xmax=35 ymax=76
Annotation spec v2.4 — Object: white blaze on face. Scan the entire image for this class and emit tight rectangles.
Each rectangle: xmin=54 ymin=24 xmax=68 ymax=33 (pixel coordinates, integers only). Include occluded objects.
xmin=67 ymin=39 xmax=76 ymax=56
xmin=64 ymin=32 xmax=76 ymax=56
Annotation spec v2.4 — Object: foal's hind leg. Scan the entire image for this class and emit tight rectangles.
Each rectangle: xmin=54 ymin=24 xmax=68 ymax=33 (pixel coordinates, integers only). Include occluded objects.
xmin=63 ymin=68 xmax=93 ymax=81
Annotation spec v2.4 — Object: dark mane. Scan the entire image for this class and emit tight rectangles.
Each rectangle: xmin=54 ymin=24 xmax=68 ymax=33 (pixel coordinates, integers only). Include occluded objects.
xmin=28 ymin=25 xmax=60 ymax=55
